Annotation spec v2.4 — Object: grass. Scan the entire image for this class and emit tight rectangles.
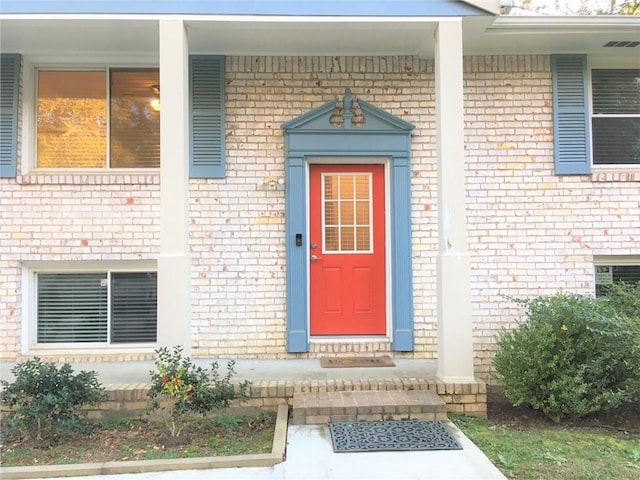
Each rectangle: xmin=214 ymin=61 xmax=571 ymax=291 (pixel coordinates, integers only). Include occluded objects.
xmin=1 ymin=411 xmax=276 ymax=467
xmin=452 ymin=415 xmax=640 ymax=480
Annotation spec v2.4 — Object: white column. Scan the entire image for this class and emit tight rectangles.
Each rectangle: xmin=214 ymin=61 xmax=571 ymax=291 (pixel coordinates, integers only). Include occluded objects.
xmin=157 ymin=20 xmax=192 ymax=353
xmin=435 ymin=19 xmax=475 ymax=382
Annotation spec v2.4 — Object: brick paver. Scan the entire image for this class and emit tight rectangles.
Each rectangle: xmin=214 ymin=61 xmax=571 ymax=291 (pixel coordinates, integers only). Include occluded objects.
xmin=292 ymin=389 xmax=447 ymax=425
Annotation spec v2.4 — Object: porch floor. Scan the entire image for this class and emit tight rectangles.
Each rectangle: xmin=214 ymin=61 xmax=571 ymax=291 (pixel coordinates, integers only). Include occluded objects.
xmin=2 ymin=356 xmax=440 ymax=386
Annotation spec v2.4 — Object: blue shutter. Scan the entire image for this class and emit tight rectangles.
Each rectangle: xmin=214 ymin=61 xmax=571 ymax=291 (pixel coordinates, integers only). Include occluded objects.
xmin=0 ymin=54 xmax=20 ymax=178
xmin=190 ymin=55 xmax=225 ymax=178
xmin=551 ymin=55 xmax=591 ymax=175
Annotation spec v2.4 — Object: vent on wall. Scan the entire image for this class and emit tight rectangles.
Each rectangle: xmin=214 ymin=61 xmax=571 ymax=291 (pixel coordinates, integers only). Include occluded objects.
xmin=603 ymin=41 xmax=640 ymax=48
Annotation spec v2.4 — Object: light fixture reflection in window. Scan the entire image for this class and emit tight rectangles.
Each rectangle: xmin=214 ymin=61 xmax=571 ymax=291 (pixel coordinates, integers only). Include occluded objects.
xmin=150 ymin=84 xmax=161 ymax=112
xmin=150 ymin=98 xmax=161 ymax=111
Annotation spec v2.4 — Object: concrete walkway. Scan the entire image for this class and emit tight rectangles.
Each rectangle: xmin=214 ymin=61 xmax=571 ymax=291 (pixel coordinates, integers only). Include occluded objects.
xmin=31 ymin=422 xmax=506 ymax=480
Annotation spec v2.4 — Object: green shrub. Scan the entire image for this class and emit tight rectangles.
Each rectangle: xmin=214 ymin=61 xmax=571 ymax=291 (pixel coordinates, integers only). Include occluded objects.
xmin=600 ymin=281 xmax=640 ymax=320
xmin=493 ymin=287 xmax=640 ymax=423
xmin=147 ymin=346 xmax=251 ymax=437
xmin=0 ymin=358 xmax=106 ymax=444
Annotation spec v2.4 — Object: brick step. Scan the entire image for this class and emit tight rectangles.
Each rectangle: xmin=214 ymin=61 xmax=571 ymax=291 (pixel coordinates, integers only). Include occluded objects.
xmin=292 ymin=389 xmax=448 ymax=425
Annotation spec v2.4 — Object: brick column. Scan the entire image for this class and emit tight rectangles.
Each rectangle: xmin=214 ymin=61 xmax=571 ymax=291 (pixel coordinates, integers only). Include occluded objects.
xmin=435 ymin=19 xmax=475 ymax=382
xmin=157 ymin=20 xmax=192 ymax=352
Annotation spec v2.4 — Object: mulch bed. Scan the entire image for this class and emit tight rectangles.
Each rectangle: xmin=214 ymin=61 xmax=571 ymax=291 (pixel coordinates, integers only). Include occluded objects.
xmin=487 ymin=385 xmax=640 ymax=432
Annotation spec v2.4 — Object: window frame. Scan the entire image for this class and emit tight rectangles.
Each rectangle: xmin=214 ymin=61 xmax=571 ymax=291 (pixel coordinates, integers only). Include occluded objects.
xmin=588 ymin=56 xmax=640 ymax=171
xmin=22 ymin=55 xmax=160 ymax=175
xmin=593 ymin=256 xmax=640 ymax=296
xmin=23 ymin=261 xmax=158 ymax=352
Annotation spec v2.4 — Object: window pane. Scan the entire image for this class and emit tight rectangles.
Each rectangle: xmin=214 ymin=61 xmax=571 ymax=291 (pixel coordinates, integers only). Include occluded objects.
xmin=355 ymin=175 xmax=369 ymax=200
xmin=356 ymin=226 xmax=370 ymax=251
xmin=355 ymin=202 xmax=370 ymax=225
xmin=110 ymin=70 xmax=160 ymax=168
xmin=612 ymin=265 xmax=640 ymax=283
xmin=37 ymin=71 xmax=107 ymax=168
xmin=325 ymin=227 xmax=339 ymax=250
xmin=595 ymin=265 xmax=640 ymax=296
xmin=325 ymin=201 xmax=338 ymax=225
xmin=592 ymin=69 xmax=640 ymax=114
xmin=37 ymin=273 xmax=108 ymax=343
xmin=592 ymin=117 xmax=640 ymax=165
xmin=339 ymin=176 xmax=354 ymax=199
xmin=340 ymin=226 xmax=355 ymax=251
xmin=111 ymin=272 xmax=157 ymax=343
xmin=340 ymin=201 xmax=355 ymax=225
xmin=324 ymin=175 xmax=338 ymax=200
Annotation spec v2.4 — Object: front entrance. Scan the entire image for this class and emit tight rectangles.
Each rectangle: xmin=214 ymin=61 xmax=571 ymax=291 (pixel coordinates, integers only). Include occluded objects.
xmin=283 ymin=89 xmax=415 ymax=352
xmin=309 ymin=164 xmax=386 ymax=335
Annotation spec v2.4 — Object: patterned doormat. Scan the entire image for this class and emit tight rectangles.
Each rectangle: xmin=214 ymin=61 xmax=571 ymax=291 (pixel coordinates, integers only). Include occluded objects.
xmin=329 ymin=420 xmax=462 ymax=453
xmin=320 ymin=355 xmax=395 ymax=368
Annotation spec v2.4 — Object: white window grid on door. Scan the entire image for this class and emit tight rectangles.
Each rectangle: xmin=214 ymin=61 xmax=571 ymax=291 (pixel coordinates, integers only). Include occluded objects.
xmin=321 ymin=172 xmax=373 ymax=254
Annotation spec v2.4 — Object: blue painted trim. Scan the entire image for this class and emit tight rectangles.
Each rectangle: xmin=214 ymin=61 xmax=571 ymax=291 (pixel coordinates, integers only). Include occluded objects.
xmin=0 ymin=1 xmax=490 ymax=16
xmin=283 ymin=90 xmax=415 ymax=352
xmin=551 ymin=54 xmax=591 ymax=175
xmin=0 ymin=54 xmax=20 ymax=179
xmin=285 ymin=156 xmax=309 ymax=353
xmin=390 ymin=157 xmax=414 ymax=351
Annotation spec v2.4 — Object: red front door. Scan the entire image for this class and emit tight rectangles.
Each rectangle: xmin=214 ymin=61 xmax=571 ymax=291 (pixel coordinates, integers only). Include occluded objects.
xmin=309 ymin=164 xmax=386 ymax=335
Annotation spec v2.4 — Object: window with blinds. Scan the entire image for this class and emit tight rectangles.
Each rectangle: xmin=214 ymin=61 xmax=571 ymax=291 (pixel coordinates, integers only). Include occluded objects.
xmin=37 ymin=68 xmax=160 ymax=169
xmin=37 ymin=272 xmax=157 ymax=344
xmin=591 ymin=69 xmax=640 ymax=165
xmin=595 ymin=265 xmax=640 ymax=297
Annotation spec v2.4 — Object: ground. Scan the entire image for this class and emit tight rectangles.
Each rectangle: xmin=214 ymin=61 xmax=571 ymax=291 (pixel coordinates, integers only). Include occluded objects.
xmin=487 ymin=386 xmax=640 ymax=432
xmin=0 ymin=411 xmax=276 ymax=467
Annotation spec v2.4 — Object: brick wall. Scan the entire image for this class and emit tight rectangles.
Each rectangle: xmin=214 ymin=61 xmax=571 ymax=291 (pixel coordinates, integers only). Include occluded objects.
xmin=1 ymin=55 xmax=639 ymax=382
xmin=463 ymin=56 xmax=639 ymax=379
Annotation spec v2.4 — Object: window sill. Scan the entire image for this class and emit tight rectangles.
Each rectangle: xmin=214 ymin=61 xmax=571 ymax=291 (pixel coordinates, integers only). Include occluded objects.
xmin=17 ymin=170 xmax=160 ymax=186
xmin=24 ymin=346 xmax=157 ymax=363
xmin=591 ymin=167 xmax=640 ymax=182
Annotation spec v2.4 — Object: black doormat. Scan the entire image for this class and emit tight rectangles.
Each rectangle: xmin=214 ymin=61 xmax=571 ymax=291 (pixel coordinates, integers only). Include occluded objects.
xmin=329 ymin=420 xmax=462 ymax=453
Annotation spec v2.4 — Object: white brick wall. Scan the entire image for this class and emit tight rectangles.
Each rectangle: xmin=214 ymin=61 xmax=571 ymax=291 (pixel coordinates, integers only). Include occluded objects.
xmin=1 ymin=55 xmax=638 ymax=381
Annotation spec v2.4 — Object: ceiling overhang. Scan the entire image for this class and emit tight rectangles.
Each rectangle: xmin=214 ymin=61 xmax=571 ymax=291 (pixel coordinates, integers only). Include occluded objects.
xmin=0 ymin=13 xmax=638 ymax=58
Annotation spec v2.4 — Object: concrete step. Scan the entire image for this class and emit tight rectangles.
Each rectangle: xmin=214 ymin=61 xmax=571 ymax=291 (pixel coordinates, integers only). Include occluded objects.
xmin=292 ymin=389 xmax=448 ymax=425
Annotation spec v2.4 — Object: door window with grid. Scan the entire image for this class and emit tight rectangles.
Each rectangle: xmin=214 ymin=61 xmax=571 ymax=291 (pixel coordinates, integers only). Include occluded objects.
xmin=322 ymin=173 xmax=373 ymax=253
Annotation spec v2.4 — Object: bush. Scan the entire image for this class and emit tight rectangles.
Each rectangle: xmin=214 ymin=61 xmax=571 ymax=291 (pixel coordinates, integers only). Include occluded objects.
xmin=493 ymin=286 xmax=640 ymax=423
xmin=148 ymin=346 xmax=251 ymax=437
xmin=0 ymin=358 xmax=106 ymax=444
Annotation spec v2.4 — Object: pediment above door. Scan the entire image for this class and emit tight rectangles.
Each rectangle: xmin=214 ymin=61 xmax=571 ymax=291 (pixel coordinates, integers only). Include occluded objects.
xmin=282 ymin=89 xmax=414 ymax=156
xmin=283 ymin=88 xmax=414 ymax=133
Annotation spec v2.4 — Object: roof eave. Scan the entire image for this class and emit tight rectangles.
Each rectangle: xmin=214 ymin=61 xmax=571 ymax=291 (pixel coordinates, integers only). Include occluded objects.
xmin=462 ymin=0 xmax=500 ymax=16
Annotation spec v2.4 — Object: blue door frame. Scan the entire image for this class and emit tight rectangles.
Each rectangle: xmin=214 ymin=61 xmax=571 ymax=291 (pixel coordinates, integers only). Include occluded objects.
xmin=282 ymin=89 xmax=415 ymax=352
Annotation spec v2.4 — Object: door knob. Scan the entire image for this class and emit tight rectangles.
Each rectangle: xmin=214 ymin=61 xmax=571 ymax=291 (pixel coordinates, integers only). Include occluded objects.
xmin=310 ymin=254 xmax=323 ymax=262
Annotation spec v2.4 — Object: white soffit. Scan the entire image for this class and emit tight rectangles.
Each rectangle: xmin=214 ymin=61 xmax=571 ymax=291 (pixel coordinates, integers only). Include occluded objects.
xmin=463 ymin=15 xmax=640 ymax=55
xmin=0 ymin=14 xmax=639 ymax=57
